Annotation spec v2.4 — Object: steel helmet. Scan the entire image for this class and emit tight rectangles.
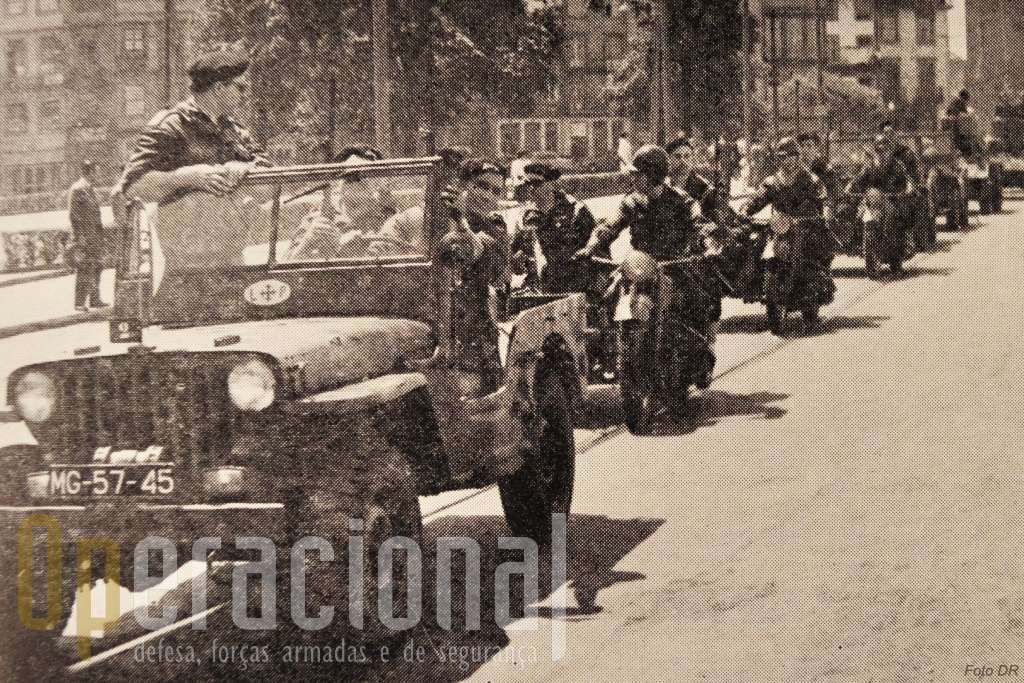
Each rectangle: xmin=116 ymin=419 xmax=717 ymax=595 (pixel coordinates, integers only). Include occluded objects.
xmin=626 ymin=144 xmax=670 ymax=182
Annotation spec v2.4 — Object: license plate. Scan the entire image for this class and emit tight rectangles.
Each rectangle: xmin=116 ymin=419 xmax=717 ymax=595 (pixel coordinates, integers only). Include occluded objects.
xmin=47 ymin=465 xmax=176 ymax=496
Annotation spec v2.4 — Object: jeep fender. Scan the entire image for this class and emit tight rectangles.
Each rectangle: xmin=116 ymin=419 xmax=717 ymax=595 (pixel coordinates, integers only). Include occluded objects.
xmin=504 ymin=293 xmax=588 ymax=420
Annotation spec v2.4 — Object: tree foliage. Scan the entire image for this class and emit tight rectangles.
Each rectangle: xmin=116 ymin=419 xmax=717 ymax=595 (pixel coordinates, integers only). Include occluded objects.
xmin=207 ymin=0 xmax=562 ymax=157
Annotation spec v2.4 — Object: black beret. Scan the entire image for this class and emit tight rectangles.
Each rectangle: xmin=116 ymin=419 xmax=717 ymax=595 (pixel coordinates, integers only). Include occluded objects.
xmin=665 ymin=137 xmax=693 ymax=155
xmin=459 ymin=159 xmax=506 ymax=182
xmin=188 ymin=49 xmax=250 ymax=91
xmin=520 ymin=161 xmax=562 ymax=185
xmin=332 ymin=146 xmax=384 ymax=164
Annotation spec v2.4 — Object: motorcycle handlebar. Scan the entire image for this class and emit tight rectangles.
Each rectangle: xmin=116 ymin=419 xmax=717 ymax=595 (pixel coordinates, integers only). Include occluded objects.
xmin=589 ymin=254 xmax=705 ymax=267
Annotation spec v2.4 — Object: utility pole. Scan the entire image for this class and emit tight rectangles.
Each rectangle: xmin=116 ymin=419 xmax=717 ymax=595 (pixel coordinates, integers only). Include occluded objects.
xmin=163 ymin=0 xmax=172 ymax=104
xmin=741 ymin=0 xmax=752 ymax=144
xmin=372 ymin=0 xmax=392 ymax=155
xmin=769 ymin=9 xmax=780 ymax=144
xmin=814 ymin=0 xmax=826 ymax=137
xmin=655 ymin=0 xmax=668 ymax=144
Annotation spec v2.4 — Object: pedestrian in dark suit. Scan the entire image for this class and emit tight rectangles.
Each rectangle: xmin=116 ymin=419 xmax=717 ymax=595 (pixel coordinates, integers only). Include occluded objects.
xmin=68 ymin=160 xmax=107 ymax=311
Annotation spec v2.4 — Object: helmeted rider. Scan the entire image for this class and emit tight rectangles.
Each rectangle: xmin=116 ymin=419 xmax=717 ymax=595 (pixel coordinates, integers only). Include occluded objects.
xmin=741 ymin=137 xmax=836 ymax=313
xmin=573 ymin=144 xmax=722 ymax=389
xmin=845 ymin=133 xmax=914 ymax=277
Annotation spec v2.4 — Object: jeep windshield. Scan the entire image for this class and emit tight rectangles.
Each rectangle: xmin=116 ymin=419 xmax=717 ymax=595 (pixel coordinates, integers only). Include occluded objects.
xmin=146 ymin=164 xmax=431 ymax=275
xmin=130 ymin=157 xmax=442 ymax=326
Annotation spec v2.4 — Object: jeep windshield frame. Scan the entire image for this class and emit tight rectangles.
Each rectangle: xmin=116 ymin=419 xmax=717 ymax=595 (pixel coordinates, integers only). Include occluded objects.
xmin=115 ymin=156 xmax=452 ymax=329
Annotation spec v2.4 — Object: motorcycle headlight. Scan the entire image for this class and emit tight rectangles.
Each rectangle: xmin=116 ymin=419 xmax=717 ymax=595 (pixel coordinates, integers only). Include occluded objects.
xmin=14 ymin=371 xmax=56 ymax=422
xmin=228 ymin=359 xmax=276 ymax=411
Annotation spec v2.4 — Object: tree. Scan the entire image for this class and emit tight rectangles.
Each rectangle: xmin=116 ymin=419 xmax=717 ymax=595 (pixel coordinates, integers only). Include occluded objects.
xmin=207 ymin=0 xmax=562 ymax=157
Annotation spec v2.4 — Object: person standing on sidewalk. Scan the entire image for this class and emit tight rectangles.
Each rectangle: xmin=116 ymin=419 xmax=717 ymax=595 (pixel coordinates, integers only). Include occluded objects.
xmin=68 ymin=160 xmax=107 ymax=311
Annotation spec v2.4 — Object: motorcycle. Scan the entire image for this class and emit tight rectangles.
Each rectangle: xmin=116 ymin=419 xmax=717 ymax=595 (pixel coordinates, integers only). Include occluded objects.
xmin=592 ymin=251 xmax=716 ymax=435
xmin=732 ymin=212 xmax=837 ymax=335
xmin=852 ymin=188 xmax=913 ymax=278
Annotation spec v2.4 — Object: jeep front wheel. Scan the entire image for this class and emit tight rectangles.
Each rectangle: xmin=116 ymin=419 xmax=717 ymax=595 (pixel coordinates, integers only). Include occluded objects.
xmin=499 ymin=360 xmax=575 ymax=545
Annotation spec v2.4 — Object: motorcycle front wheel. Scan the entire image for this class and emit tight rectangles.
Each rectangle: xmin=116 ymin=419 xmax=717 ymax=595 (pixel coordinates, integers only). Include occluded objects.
xmin=618 ymin=320 xmax=656 ymax=435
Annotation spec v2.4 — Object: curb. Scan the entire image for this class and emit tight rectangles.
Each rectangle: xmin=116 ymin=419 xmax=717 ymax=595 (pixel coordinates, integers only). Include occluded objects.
xmin=0 ymin=268 xmax=71 ymax=289
xmin=0 ymin=307 xmax=109 ymax=341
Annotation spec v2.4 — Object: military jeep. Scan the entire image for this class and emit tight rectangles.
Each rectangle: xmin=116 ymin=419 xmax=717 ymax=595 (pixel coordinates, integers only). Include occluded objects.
xmin=0 ymin=156 xmax=586 ymax=678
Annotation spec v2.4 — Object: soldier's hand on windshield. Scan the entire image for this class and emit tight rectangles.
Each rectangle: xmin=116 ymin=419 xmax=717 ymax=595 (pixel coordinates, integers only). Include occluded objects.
xmin=183 ymin=164 xmax=233 ymax=196
xmin=222 ymin=161 xmax=253 ymax=190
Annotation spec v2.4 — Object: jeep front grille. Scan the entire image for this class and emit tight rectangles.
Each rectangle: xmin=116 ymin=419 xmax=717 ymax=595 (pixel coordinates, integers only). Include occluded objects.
xmin=30 ymin=354 xmax=246 ymax=468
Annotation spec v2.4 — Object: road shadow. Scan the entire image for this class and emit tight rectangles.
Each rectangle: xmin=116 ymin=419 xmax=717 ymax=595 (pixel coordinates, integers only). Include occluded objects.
xmin=649 ymin=389 xmax=788 ymax=436
xmin=344 ymin=513 xmax=665 ymax=683
xmin=801 ymin=314 xmax=889 ymax=337
xmin=831 ymin=264 xmax=953 ymax=279
xmin=717 ymin=312 xmax=769 ymax=334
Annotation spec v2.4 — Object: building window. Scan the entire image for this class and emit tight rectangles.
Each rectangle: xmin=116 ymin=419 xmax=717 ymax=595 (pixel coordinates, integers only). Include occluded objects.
xmin=544 ymin=121 xmax=558 ymax=152
xmin=566 ymin=37 xmax=587 ymax=69
xmin=826 ymin=34 xmax=840 ymax=63
xmin=876 ymin=8 xmax=899 ymax=45
xmin=123 ymin=25 xmax=145 ymax=56
xmin=6 ymin=39 xmax=27 ymax=78
xmin=12 ymin=164 xmax=62 ymax=194
xmin=602 ymin=34 xmax=625 ymax=77
xmin=39 ymin=36 xmax=65 ymax=85
xmin=499 ymin=121 xmax=521 ymax=158
xmin=917 ymin=57 xmax=937 ymax=98
xmin=124 ymin=85 xmax=146 ymax=118
xmin=856 ymin=34 xmax=873 ymax=48
xmin=6 ymin=103 xmax=29 ymax=134
xmin=916 ymin=9 xmax=935 ymax=45
xmin=6 ymin=0 xmax=26 ymax=15
xmin=768 ymin=14 xmax=818 ymax=64
xmin=854 ymin=0 xmax=871 ymax=21
xmin=39 ymin=99 xmax=61 ymax=130
xmin=823 ymin=0 xmax=839 ymax=21
xmin=37 ymin=0 xmax=57 ymax=13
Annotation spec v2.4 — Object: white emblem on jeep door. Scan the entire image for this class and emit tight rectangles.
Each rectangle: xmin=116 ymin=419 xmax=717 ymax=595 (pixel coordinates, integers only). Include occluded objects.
xmin=244 ymin=280 xmax=292 ymax=306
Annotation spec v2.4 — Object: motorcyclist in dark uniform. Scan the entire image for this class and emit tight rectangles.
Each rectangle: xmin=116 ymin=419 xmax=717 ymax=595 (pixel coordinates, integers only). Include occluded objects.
xmin=574 ymin=144 xmax=722 ymax=389
xmin=845 ymin=133 xmax=914 ymax=277
xmin=510 ymin=161 xmax=598 ymax=294
xmin=741 ymin=137 xmax=836 ymax=323
xmin=879 ymin=120 xmax=929 ymax=251
xmin=510 ymin=161 xmax=617 ymax=381
xmin=666 ymin=137 xmax=717 ymax=219
xmin=797 ymin=133 xmax=840 ymax=200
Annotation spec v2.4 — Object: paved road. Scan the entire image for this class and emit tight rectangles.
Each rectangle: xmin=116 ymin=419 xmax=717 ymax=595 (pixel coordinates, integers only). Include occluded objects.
xmin=1 ymin=205 xmax=1021 ymax=682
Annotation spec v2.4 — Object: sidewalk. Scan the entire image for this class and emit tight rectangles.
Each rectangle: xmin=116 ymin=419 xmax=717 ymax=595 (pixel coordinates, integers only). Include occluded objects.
xmin=0 ymin=268 xmax=114 ymax=340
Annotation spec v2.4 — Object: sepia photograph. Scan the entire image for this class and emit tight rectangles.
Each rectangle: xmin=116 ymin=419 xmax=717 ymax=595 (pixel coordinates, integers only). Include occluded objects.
xmin=0 ymin=0 xmax=1021 ymax=680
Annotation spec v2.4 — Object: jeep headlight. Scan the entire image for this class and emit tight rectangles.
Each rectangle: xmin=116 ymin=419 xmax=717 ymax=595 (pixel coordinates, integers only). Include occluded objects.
xmin=14 ymin=371 xmax=56 ymax=422
xmin=228 ymin=359 xmax=276 ymax=411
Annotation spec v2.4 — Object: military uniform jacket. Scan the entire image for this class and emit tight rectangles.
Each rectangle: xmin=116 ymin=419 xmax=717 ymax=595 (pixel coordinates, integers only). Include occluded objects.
xmin=516 ymin=191 xmax=594 ymax=266
xmin=745 ymin=168 xmax=827 ymax=218
xmin=679 ymin=170 xmax=715 ymax=218
xmin=68 ymin=177 xmax=103 ymax=257
xmin=848 ymin=157 xmax=912 ymax=197
xmin=117 ymin=97 xmax=265 ymax=202
xmin=592 ymin=184 xmax=708 ymax=261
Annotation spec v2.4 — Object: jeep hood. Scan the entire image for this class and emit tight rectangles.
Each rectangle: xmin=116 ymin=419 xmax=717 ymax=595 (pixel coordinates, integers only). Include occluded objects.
xmin=36 ymin=317 xmax=435 ymax=396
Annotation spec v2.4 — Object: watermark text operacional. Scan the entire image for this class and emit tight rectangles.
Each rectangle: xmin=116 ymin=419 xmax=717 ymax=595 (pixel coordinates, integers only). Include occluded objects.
xmin=16 ymin=513 xmax=568 ymax=662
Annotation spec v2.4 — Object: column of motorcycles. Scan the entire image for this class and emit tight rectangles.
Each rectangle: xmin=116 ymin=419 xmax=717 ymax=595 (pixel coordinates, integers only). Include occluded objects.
xmin=509 ymin=146 xmax=942 ymax=436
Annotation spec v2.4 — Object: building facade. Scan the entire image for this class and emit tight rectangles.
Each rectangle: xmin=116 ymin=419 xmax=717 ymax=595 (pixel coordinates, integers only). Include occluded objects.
xmin=965 ymin=0 xmax=1024 ymax=126
xmin=493 ymin=0 xmax=634 ymax=165
xmin=0 ymin=0 xmax=206 ymax=213
xmin=749 ymin=0 xmax=953 ymax=132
